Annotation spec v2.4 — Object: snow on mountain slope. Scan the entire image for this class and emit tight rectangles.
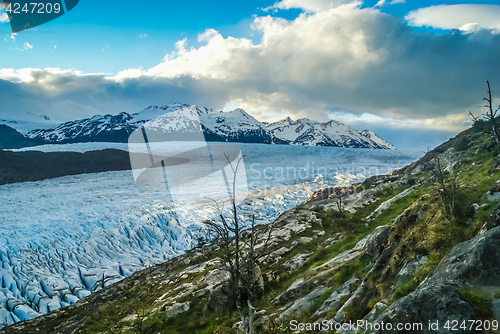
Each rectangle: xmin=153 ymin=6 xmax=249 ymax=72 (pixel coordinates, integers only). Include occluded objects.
xmin=0 ymin=143 xmax=423 ymax=325
xmin=266 ymin=117 xmax=308 ymax=142
xmin=360 ymin=129 xmax=396 ymax=150
xmin=319 ymin=120 xmax=386 ymax=149
xmin=24 ymin=104 xmax=395 ymax=149
xmin=0 ymin=112 xmax=57 ymax=134
xmin=140 ymin=106 xmax=204 ymax=138
xmin=199 ymin=108 xmax=286 ymax=144
xmin=267 ymin=117 xmax=394 ymax=149
xmin=26 ymin=112 xmax=135 ymax=143
xmin=293 ymin=127 xmax=335 ymax=146
xmin=131 ymin=103 xmax=214 ymax=122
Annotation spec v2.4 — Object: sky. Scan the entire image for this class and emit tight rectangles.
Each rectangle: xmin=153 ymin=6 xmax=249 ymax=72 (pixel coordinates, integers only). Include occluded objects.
xmin=1 ymin=0 xmax=500 ymax=149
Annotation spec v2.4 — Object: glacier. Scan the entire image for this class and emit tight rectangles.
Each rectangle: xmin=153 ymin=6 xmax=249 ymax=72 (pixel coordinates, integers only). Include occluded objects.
xmin=0 ymin=142 xmax=423 ymax=326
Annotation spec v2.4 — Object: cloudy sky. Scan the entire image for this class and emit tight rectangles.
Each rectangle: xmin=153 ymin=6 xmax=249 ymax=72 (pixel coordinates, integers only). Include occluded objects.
xmin=1 ymin=0 xmax=500 ymax=149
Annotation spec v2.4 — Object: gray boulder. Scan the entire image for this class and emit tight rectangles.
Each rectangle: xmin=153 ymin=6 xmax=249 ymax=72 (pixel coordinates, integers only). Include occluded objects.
xmin=363 ymin=226 xmax=500 ymax=334
xmin=481 ymin=202 xmax=500 ymax=232
xmin=314 ymin=278 xmax=358 ymax=317
xmin=280 ymin=285 xmax=329 ymax=319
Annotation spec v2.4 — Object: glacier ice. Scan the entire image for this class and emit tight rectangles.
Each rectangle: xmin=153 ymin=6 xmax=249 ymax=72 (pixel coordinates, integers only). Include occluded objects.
xmin=0 ymin=143 xmax=423 ymax=325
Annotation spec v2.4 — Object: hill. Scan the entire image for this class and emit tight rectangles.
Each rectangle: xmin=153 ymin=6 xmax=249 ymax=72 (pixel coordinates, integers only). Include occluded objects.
xmin=0 ymin=125 xmax=42 ymax=149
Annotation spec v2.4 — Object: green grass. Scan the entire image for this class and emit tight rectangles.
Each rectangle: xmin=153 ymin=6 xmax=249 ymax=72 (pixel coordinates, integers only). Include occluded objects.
xmin=455 ymin=136 xmax=470 ymax=151
xmin=458 ymin=289 xmax=494 ymax=320
xmin=253 ymin=185 xmax=416 ymax=316
xmin=342 ymin=303 xmax=370 ymax=322
xmin=328 ymin=259 xmax=369 ymax=289
xmin=391 ymin=267 xmax=430 ymax=302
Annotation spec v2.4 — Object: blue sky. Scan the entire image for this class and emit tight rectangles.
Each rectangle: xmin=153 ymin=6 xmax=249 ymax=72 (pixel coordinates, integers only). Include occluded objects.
xmin=1 ymin=0 xmax=500 ymax=149
xmin=1 ymin=0 xmax=301 ymax=73
xmin=2 ymin=0 xmax=497 ymax=73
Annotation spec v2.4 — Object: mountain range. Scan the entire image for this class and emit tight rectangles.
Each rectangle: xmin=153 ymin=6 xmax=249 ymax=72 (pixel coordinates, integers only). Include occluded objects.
xmin=2 ymin=104 xmax=395 ymax=149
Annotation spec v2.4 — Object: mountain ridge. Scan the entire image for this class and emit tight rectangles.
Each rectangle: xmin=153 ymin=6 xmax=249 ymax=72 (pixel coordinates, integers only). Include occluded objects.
xmin=20 ymin=104 xmax=395 ymax=149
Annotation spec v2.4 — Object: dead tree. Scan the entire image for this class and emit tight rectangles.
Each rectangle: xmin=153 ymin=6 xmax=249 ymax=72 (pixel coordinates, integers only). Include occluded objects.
xmin=335 ymin=196 xmax=344 ymax=213
xmin=481 ymin=80 xmax=500 ymax=143
xmin=433 ymin=157 xmax=458 ymax=221
xmin=334 ymin=185 xmax=355 ymax=214
xmin=240 ymin=214 xmax=275 ymax=300
xmin=203 ymin=199 xmax=242 ymax=306
xmin=469 ymin=111 xmax=479 ymax=124
xmin=202 ymin=155 xmax=275 ymax=334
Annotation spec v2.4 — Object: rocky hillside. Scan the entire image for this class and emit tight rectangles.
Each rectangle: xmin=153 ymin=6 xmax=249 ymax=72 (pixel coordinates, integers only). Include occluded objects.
xmin=2 ymin=123 xmax=500 ymax=333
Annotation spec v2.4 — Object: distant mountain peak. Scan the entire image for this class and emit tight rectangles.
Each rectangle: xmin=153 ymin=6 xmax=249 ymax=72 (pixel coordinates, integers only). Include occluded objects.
xmin=297 ymin=118 xmax=319 ymax=125
xmin=24 ymin=104 xmax=396 ymax=149
xmin=27 ymin=112 xmax=51 ymax=121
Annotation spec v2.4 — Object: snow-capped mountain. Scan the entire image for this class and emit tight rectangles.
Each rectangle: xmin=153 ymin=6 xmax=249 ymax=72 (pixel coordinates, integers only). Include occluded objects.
xmin=266 ymin=117 xmax=396 ymax=149
xmin=26 ymin=112 xmax=136 ymax=144
xmin=25 ymin=104 xmax=395 ymax=149
xmin=0 ymin=112 xmax=56 ymax=134
xmin=199 ymin=108 xmax=288 ymax=144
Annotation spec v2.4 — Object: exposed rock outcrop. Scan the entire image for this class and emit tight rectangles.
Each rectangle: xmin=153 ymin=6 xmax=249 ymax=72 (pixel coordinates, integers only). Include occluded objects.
xmin=362 ymin=226 xmax=500 ymax=333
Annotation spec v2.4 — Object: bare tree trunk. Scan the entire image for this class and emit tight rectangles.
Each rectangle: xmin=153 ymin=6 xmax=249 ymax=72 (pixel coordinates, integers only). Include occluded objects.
xmin=482 ymin=80 xmax=500 ymax=144
xmin=434 ymin=157 xmax=458 ymax=220
xmin=228 ymin=153 xmax=242 ymax=304
xmin=247 ymin=300 xmax=255 ymax=334
xmin=202 ymin=154 xmax=276 ymax=332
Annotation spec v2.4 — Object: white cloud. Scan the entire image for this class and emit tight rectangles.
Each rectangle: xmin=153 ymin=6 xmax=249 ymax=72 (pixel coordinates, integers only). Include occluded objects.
xmin=375 ymin=0 xmax=404 ymax=7
xmin=142 ymin=6 xmax=385 ymax=85
xmin=24 ymin=42 xmax=33 ymax=50
xmin=0 ymin=2 xmax=9 ymax=24
xmin=264 ymin=0 xmax=361 ymax=13
xmin=1 ymin=4 xmax=500 ymax=135
xmin=0 ymin=13 xmax=8 ymax=23
xmin=334 ymin=112 xmax=469 ymax=133
xmin=406 ymin=5 xmax=500 ymax=31
xmin=139 ymin=34 xmax=148 ymax=38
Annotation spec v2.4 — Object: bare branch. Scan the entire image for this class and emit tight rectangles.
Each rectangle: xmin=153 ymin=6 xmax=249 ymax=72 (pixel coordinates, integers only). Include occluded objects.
xmin=480 ymin=80 xmax=500 ymax=144
xmin=469 ymin=111 xmax=479 ymax=124
xmin=433 ymin=157 xmax=459 ymax=221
